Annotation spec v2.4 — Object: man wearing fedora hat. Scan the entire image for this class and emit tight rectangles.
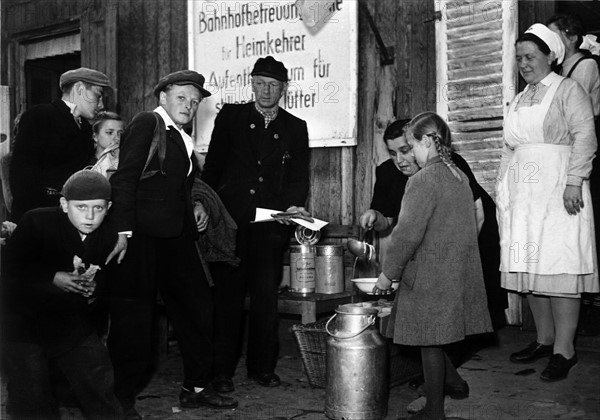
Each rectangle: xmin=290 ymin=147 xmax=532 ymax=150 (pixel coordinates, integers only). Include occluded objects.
xmin=105 ymin=69 xmax=237 ymax=417
xmin=9 ymin=67 xmax=111 ymax=222
xmin=202 ymin=56 xmax=310 ymax=392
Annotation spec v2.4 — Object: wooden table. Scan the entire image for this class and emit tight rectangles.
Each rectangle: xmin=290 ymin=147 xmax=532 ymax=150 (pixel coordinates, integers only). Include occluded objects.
xmin=277 ymin=290 xmax=358 ymax=324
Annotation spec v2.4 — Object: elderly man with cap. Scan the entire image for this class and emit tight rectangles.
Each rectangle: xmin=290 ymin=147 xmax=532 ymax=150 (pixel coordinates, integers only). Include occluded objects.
xmin=105 ymin=70 xmax=237 ymax=418
xmin=1 ymin=169 xmax=124 ymax=419
xmin=498 ymin=23 xmax=598 ymax=382
xmin=202 ymin=56 xmax=310 ymax=392
xmin=9 ymin=67 xmax=110 ymax=223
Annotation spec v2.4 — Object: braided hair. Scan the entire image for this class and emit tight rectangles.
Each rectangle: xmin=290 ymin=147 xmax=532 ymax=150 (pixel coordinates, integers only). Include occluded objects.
xmin=406 ymin=112 xmax=462 ymax=181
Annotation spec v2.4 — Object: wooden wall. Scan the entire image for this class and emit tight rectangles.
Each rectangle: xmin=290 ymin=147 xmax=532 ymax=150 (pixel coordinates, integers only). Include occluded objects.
xmin=115 ymin=0 xmax=188 ymax=123
xmin=2 ymin=0 xmax=562 ymax=227
xmin=1 ymin=0 xmax=188 ymax=128
xmin=2 ymin=0 xmax=88 ymax=77
xmin=309 ymin=0 xmax=436 ymax=225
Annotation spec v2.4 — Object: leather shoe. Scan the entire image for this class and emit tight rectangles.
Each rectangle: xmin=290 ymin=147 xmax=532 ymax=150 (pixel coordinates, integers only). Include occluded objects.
xmin=248 ymin=372 xmax=281 ymax=387
xmin=212 ymin=375 xmax=235 ymax=393
xmin=124 ymin=406 xmax=142 ymax=420
xmin=541 ymin=354 xmax=577 ymax=382
xmin=179 ymin=386 xmax=238 ymax=409
xmin=408 ymin=376 xmax=424 ymax=390
xmin=444 ymin=379 xmax=469 ymax=399
xmin=509 ymin=341 xmax=553 ymax=363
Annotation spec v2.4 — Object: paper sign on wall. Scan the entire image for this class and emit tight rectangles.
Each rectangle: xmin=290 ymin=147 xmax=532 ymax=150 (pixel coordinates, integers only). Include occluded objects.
xmin=188 ymin=0 xmax=358 ymax=150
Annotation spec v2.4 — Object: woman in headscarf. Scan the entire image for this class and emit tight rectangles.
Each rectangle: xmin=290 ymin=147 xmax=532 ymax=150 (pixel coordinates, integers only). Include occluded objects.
xmin=496 ymin=23 xmax=598 ymax=381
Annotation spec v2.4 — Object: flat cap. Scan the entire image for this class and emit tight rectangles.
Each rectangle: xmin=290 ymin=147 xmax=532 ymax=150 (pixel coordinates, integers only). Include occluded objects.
xmin=59 ymin=67 xmax=111 ymax=91
xmin=61 ymin=169 xmax=111 ymax=201
xmin=251 ymin=56 xmax=288 ymax=82
xmin=153 ymin=70 xmax=212 ymax=98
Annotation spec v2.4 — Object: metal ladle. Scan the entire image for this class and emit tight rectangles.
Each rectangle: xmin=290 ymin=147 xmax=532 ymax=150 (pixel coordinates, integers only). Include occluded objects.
xmin=346 ymin=229 xmax=377 ymax=264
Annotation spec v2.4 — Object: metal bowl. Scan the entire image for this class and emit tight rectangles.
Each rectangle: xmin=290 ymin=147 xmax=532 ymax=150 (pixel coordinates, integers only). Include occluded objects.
xmin=351 ymin=277 xmax=400 ymax=294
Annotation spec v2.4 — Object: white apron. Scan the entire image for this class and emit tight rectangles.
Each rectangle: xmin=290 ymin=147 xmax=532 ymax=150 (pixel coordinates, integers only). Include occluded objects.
xmin=497 ymin=74 xmax=598 ymax=295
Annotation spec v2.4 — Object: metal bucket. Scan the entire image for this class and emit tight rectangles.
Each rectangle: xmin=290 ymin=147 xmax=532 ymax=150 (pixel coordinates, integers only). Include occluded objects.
xmin=315 ymin=245 xmax=344 ymax=294
xmin=324 ymin=304 xmax=388 ymax=420
xmin=289 ymin=244 xmax=315 ymax=294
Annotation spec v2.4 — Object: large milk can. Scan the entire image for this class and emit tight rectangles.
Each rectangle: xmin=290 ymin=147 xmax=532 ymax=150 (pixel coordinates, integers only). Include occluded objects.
xmin=324 ymin=304 xmax=388 ymax=420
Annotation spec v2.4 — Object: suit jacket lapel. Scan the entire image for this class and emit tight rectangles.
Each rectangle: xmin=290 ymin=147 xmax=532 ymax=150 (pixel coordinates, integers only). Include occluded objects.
xmin=167 ymin=128 xmax=189 ymax=158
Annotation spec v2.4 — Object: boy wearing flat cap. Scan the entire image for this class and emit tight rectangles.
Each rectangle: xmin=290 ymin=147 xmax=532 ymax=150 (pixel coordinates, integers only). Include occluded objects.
xmin=106 ymin=69 xmax=237 ymax=417
xmin=1 ymin=169 xmax=123 ymax=419
xmin=9 ymin=67 xmax=111 ymax=223
xmin=202 ymin=56 xmax=310 ymax=392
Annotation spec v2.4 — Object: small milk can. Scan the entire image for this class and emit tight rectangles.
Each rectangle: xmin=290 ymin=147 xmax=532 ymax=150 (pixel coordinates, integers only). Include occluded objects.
xmin=325 ymin=304 xmax=388 ymax=420
xmin=315 ymin=245 xmax=344 ymax=294
xmin=289 ymin=244 xmax=315 ymax=294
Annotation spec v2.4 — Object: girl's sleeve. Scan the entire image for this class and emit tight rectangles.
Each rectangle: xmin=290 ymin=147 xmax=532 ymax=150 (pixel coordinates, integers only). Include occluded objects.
xmin=381 ymin=172 xmax=436 ymax=280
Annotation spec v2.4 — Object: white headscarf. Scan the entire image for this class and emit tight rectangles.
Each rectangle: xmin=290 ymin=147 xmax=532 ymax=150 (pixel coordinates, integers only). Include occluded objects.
xmin=525 ymin=23 xmax=565 ymax=65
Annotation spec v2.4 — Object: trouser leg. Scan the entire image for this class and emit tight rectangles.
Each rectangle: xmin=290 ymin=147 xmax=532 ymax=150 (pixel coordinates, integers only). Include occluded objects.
xmin=107 ymin=298 xmax=155 ymax=410
xmin=55 ymin=334 xmax=124 ymax=420
xmin=245 ymin=223 xmax=287 ymax=375
xmin=211 ymin=262 xmax=247 ymax=378
xmin=157 ymin=236 xmax=214 ymax=389
xmin=3 ymin=342 xmax=59 ymax=420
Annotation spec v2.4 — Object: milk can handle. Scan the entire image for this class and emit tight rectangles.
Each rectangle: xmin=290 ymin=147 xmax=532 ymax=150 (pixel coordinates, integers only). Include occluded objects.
xmin=325 ymin=313 xmax=376 ymax=339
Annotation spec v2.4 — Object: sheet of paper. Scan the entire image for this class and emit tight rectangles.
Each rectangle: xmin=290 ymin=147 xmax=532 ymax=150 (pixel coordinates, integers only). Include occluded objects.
xmin=253 ymin=207 xmax=329 ymax=231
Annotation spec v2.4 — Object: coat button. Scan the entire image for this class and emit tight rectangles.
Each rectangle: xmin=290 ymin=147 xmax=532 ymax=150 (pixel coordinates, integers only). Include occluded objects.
xmin=250 ymin=124 xmax=256 ymax=129
xmin=258 ymin=177 xmax=264 ymax=182
xmin=249 ymin=189 xmax=256 ymax=195
xmin=274 ymin=134 xmax=279 ymax=139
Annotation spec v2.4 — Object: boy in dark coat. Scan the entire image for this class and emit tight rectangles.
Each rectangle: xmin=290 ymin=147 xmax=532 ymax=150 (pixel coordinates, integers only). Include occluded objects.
xmin=9 ymin=67 xmax=111 ymax=222
xmin=1 ymin=169 xmax=123 ymax=420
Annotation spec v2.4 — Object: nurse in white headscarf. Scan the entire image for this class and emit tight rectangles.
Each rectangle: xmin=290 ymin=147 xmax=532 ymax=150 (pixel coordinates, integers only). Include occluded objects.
xmin=496 ymin=23 xmax=598 ymax=381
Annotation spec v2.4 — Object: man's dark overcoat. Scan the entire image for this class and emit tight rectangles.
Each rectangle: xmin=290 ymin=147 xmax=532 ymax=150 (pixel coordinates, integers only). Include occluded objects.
xmin=9 ymin=100 xmax=94 ymax=222
xmin=202 ymin=102 xmax=310 ymax=225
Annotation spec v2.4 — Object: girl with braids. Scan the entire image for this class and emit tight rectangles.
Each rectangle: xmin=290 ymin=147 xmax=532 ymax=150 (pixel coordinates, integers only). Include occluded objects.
xmin=374 ymin=112 xmax=492 ymax=420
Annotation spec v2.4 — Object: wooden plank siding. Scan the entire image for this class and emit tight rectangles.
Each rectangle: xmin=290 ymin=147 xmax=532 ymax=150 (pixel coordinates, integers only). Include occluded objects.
xmin=437 ymin=0 xmax=517 ymax=197
xmin=6 ymin=0 xmax=554 ymax=226
xmin=349 ymin=0 xmax=436 ymax=226
xmin=81 ymin=0 xmax=118 ymax=110
xmin=115 ymin=0 xmax=188 ymax=123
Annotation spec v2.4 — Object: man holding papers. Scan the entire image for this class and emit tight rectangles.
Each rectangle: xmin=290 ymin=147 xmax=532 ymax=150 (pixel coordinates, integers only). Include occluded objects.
xmin=202 ymin=56 xmax=310 ymax=391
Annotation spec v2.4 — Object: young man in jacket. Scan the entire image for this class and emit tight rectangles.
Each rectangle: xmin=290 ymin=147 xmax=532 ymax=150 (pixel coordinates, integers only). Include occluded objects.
xmin=106 ymin=70 xmax=237 ymax=418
